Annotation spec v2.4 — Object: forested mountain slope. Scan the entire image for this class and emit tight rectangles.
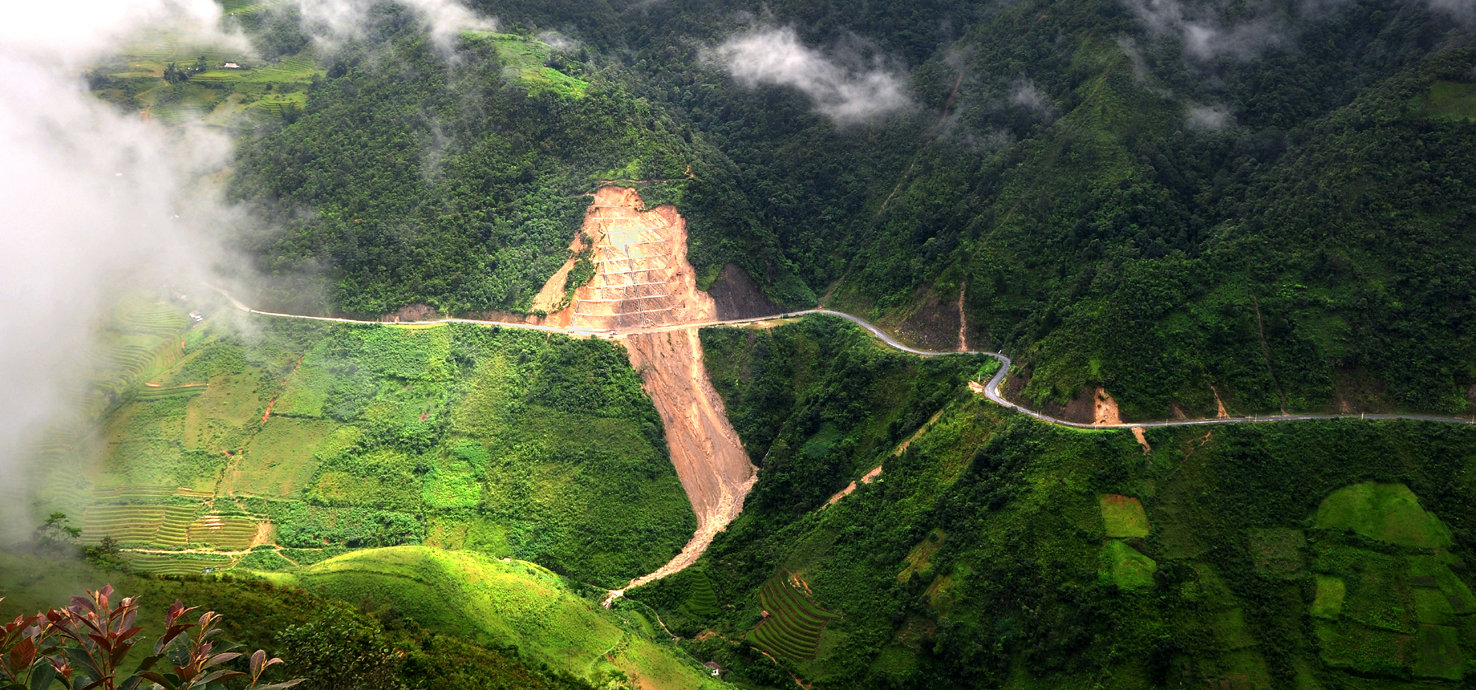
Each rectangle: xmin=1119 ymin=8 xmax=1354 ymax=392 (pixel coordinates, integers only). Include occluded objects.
xmin=632 ymin=318 xmax=1476 ymax=688
xmin=229 ymin=0 xmax=1476 ymax=417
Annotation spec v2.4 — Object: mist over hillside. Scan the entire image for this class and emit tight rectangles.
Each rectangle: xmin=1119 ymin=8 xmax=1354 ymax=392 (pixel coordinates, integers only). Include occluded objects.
xmin=2 ymin=1 xmax=1475 ymax=688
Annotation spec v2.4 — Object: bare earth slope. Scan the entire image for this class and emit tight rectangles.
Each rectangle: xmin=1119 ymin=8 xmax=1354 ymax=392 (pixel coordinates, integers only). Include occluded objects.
xmin=534 ymin=187 xmax=758 ymax=591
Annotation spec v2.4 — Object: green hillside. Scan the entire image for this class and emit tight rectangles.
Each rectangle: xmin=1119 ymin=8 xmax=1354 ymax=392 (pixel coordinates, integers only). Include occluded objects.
xmin=632 ymin=320 xmax=1476 ymax=688
xmin=212 ymin=0 xmax=1476 ymax=418
xmin=266 ymin=546 xmax=725 ymax=689
xmin=24 ymin=296 xmax=693 ymax=588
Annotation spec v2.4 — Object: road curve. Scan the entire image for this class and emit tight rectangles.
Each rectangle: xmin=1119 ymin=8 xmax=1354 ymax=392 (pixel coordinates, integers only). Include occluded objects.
xmin=206 ymin=287 xmax=1476 ymax=429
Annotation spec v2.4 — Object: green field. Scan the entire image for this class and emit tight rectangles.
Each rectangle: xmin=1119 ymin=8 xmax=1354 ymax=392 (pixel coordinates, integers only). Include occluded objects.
xmin=1426 ymin=80 xmax=1476 ymax=121
xmin=90 ymin=34 xmax=320 ymax=128
xmin=1099 ymin=539 xmax=1157 ymax=590
xmin=466 ymin=32 xmax=589 ymax=99
xmin=34 ymin=297 xmax=693 ymax=588
xmin=270 ymin=546 xmax=724 ymax=688
xmin=1314 ymin=482 xmax=1454 ymax=549
xmin=748 ymin=574 xmax=843 ymax=661
xmin=1099 ymin=494 xmax=1150 ymax=538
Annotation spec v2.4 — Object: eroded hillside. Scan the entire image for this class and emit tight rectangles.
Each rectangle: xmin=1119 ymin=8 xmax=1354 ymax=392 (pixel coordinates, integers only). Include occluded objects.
xmin=535 ymin=186 xmax=759 ymax=589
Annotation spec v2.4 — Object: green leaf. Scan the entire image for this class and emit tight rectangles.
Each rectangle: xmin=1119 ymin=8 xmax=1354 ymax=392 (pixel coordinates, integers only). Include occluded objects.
xmin=27 ymin=664 xmax=56 ymax=690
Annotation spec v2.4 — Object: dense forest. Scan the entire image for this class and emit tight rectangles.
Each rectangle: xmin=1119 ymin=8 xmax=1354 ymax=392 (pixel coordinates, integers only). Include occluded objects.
xmin=223 ymin=0 xmax=1476 ymax=418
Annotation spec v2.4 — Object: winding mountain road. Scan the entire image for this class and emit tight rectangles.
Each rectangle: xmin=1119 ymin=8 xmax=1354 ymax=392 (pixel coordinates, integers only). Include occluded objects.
xmin=209 ymin=287 xmax=1476 ymax=429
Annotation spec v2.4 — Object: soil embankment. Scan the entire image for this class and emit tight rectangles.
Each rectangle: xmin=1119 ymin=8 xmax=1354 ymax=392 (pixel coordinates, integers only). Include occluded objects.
xmin=537 ymin=186 xmax=716 ymax=330
xmin=535 ymin=187 xmax=757 ymax=590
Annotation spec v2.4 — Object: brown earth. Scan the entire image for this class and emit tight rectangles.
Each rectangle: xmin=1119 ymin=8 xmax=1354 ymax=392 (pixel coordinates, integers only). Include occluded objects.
xmin=1094 ymin=387 xmax=1150 ymax=454
xmin=623 ymin=329 xmax=757 ymax=589
xmin=536 ymin=186 xmax=716 ymax=331
xmin=1211 ymin=384 xmax=1230 ymax=419
xmin=534 ymin=187 xmax=757 ymax=590
xmin=707 ymin=263 xmax=778 ymax=320
xmin=382 ymin=303 xmax=439 ymax=323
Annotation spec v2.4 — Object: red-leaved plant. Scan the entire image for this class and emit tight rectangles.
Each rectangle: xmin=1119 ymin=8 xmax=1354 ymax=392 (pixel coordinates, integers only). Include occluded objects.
xmin=0 ymin=585 xmax=301 ymax=690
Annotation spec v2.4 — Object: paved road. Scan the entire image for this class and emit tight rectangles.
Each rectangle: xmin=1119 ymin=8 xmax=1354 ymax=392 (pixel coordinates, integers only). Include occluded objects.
xmin=207 ymin=288 xmax=1476 ymax=430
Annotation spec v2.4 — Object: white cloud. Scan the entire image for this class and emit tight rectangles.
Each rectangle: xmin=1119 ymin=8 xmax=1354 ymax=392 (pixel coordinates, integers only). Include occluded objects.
xmin=0 ymin=0 xmax=249 ymax=538
xmin=1010 ymin=80 xmax=1051 ymax=114
xmin=1121 ymin=0 xmax=1285 ymax=61
xmin=708 ymin=26 xmax=912 ymax=125
xmin=1186 ymin=103 xmax=1234 ymax=131
xmin=290 ymin=0 xmax=496 ymax=54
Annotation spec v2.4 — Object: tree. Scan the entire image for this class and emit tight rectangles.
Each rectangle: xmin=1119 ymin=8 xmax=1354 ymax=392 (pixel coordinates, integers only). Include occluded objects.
xmin=163 ymin=62 xmax=190 ymax=85
xmin=31 ymin=512 xmax=80 ymax=555
xmin=275 ymin=604 xmax=406 ymax=690
xmin=0 ymin=585 xmax=301 ymax=690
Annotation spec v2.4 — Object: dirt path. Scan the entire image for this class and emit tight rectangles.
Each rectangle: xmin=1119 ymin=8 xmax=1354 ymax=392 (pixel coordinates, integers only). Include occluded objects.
xmin=957 ymin=281 xmax=968 ymax=352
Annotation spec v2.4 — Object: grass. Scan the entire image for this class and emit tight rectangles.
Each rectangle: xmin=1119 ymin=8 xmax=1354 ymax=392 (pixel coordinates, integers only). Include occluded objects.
xmin=748 ymin=573 xmax=843 ymax=661
xmin=1099 ymin=494 xmax=1149 ymax=538
xmin=1313 ymin=482 xmax=1453 ymax=549
xmin=1314 ymin=619 xmax=1411 ymax=676
xmin=466 ymin=32 xmax=588 ymax=99
xmin=1426 ymin=80 xmax=1476 ymax=122
xmin=1312 ymin=575 xmax=1347 ymax=619
xmin=273 ymin=546 xmax=723 ymax=688
xmin=898 ymin=529 xmax=945 ymax=582
xmin=1414 ymin=624 xmax=1463 ymax=680
xmin=1099 ymin=540 xmax=1156 ymax=590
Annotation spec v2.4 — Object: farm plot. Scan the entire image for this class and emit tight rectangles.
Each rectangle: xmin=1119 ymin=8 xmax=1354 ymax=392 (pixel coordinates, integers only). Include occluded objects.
xmin=123 ymin=552 xmax=235 ymax=577
xmin=749 ymin=573 xmax=843 ymax=661
xmin=1099 ymin=494 xmax=1149 ymax=538
xmin=154 ymin=504 xmax=203 ymax=547
xmin=186 ymin=513 xmax=261 ymax=550
xmin=80 ymin=505 xmax=167 ymax=544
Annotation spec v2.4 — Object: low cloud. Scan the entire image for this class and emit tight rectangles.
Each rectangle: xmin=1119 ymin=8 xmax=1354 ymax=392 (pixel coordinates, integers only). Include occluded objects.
xmin=708 ymin=26 xmax=912 ymax=125
xmin=1186 ymin=103 xmax=1234 ymax=131
xmin=1010 ymin=80 xmax=1052 ymax=115
xmin=0 ymin=0 xmax=250 ymax=538
xmin=537 ymin=30 xmax=581 ymax=53
xmin=1124 ymin=0 xmax=1475 ymax=63
xmin=290 ymin=0 xmax=496 ymax=54
xmin=1121 ymin=0 xmax=1285 ymax=61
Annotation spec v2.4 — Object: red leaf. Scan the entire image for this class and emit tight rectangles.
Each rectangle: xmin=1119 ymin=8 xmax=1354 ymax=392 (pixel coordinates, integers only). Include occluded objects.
xmin=9 ymin=636 xmax=35 ymax=670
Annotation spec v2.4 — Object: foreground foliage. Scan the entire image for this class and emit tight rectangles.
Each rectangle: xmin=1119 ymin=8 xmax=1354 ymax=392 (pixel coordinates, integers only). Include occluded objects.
xmin=0 ymin=586 xmax=297 ymax=690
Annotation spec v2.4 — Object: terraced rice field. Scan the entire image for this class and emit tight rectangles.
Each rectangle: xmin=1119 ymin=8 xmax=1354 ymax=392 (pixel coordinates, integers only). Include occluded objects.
xmin=123 ymin=552 xmax=235 ymax=577
xmin=80 ymin=505 xmax=167 ymax=543
xmin=187 ymin=513 xmax=260 ymax=550
xmin=682 ymin=572 xmax=721 ymax=617
xmin=749 ymin=573 xmax=842 ymax=661
xmin=136 ymin=383 xmax=207 ymax=401
xmin=155 ymin=505 xmax=202 ymax=547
